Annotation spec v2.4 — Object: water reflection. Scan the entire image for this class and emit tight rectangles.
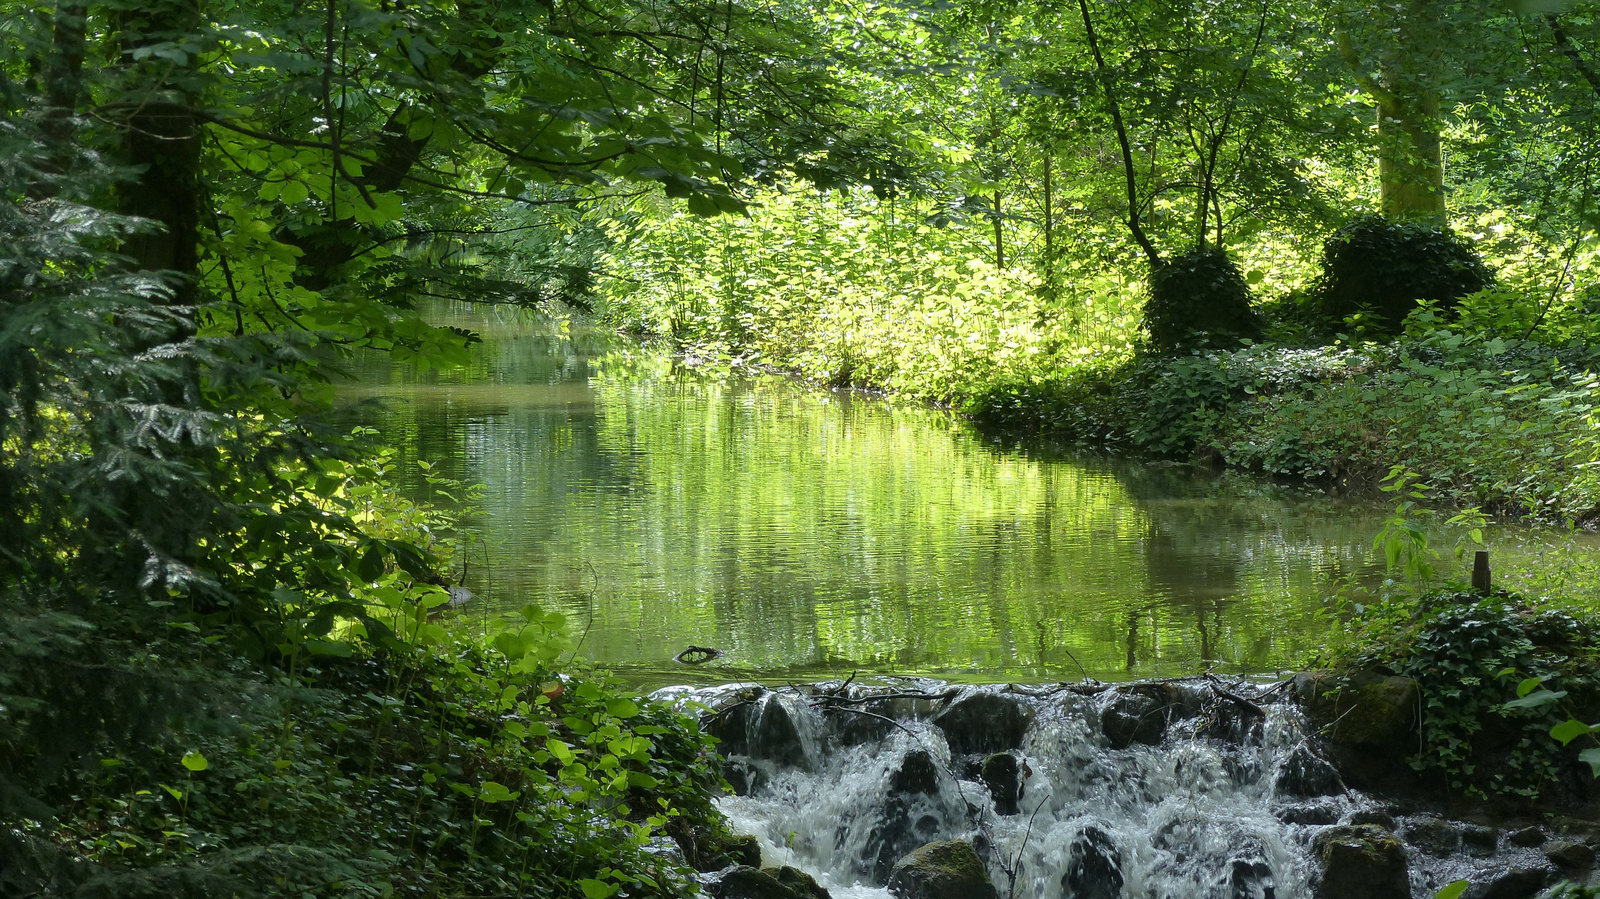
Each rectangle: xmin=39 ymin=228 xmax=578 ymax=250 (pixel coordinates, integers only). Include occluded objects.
xmin=338 ymin=307 xmax=1569 ymax=686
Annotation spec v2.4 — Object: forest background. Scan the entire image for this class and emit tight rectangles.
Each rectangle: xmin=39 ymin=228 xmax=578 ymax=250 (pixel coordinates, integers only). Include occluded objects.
xmin=6 ymin=0 xmax=1600 ymax=896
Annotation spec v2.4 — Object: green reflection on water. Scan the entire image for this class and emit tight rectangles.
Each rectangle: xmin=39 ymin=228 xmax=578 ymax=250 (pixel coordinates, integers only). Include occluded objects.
xmin=340 ymin=306 xmax=1593 ymax=687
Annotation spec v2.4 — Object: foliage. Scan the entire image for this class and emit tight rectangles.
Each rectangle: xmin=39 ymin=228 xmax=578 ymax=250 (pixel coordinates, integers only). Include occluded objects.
xmin=1144 ymin=246 xmax=1262 ymax=354
xmin=0 ymin=450 xmax=730 ymax=899
xmin=0 ymin=54 xmax=733 ymax=897
xmin=1315 ymin=215 xmax=1497 ymax=334
xmin=602 ymin=186 xmax=1141 ymax=400
xmin=1319 ymin=588 xmax=1600 ymax=800
xmin=966 ymin=305 xmax=1600 ymax=522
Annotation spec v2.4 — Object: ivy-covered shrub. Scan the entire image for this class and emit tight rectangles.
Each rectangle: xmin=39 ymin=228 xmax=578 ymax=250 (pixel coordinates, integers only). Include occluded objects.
xmin=1322 ymin=590 xmax=1600 ymax=801
xmin=1144 ymin=245 xmax=1262 ymax=354
xmin=1316 ymin=215 xmax=1495 ymax=333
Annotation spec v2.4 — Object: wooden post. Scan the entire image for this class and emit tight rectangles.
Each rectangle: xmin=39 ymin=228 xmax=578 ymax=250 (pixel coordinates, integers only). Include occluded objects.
xmin=1471 ymin=550 xmax=1491 ymax=594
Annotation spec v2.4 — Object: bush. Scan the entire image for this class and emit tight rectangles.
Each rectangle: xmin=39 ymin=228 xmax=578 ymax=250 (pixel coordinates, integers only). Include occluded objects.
xmin=1144 ymin=245 xmax=1262 ymax=354
xmin=1316 ymin=215 xmax=1495 ymax=333
xmin=1321 ymin=590 xmax=1600 ymax=801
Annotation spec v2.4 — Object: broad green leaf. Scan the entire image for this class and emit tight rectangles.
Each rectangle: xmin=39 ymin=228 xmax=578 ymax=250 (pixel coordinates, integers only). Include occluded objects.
xmin=1516 ymin=676 xmax=1543 ymax=698
xmin=578 ymin=879 xmax=618 ymax=899
xmin=1550 ymin=718 xmax=1592 ymax=745
xmin=1581 ymin=747 xmax=1600 ymax=777
xmin=478 ymin=781 xmax=520 ymax=803
xmin=356 ymin=543 xmax=386 ymax=582
xmin=181 ymin=751 xmax=209 ymax=772
xmin=1434 ymin=881 xmax=1469 ymax=899
xmin=1502 ymin=689 xmax=1566 ymax=710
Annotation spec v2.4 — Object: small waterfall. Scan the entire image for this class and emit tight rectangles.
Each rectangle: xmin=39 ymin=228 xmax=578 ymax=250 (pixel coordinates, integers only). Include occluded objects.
xmin=661 ymin=678 xmax=1570 ymax=899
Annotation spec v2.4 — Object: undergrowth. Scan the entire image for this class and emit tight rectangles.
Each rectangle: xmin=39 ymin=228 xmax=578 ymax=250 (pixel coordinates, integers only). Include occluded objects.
xmin=1318 ymin=588 xmax=1600 ymax=801
xmin=0 ymin=455 xmax=732 ymax=899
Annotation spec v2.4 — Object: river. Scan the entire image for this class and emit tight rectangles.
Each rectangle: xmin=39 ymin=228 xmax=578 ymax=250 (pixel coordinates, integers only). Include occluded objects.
xmin=339 ymin=303 xmax=1591 ymax=687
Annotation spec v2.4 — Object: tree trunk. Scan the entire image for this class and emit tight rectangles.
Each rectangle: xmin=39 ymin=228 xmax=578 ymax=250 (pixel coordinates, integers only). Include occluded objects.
xmin=1376 ymin=77 xmax=1445 ymax=223
xmin=993 ymin=189 xmax=1005 ymax=269
xmin=1338 ymin=0 xmax=1447 ymax=224
xmin=32 ymin=1 xmax=87 ymax=196
xmin=117 ymin=0 xmax=203 ymax=309
xmin=1042 ymin=149 xmax=1055 ymax=297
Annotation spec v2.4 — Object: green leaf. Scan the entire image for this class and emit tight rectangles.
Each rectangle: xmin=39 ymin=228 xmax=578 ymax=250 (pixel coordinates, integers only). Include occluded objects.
xmin=356 ymin=543 xmax=386 ymax=582
xmin=478 ymin=781 xmax=519 ymax=803
xmin=578 ymin=879 xmax=618 ymax=899
xmin=181 ymin=751 xmax=209 ymax=772
xmin=1550 ymin=718 xmax=1592 ymax=745
xmin=1516 ymin=676 xmax=1543 ymax=698
xmin=1502 ymin=689 xmax=1566 ymax=710
xmin=1434 ymin=881 xmax=1469 ymax=899
xmin=279 ymin=179 xmax=310 ymax=205
xmin=1581 ymin=747 xmax=1600 ymax=777
xmin=606 ymin=698 xmax=639 ymax=719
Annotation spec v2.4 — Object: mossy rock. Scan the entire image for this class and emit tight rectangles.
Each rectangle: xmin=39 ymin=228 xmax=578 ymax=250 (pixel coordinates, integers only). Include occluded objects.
xmin=887 ymin=841 xmax=998 ymax=899
xmin=1312 ymin=824 xmax=1409 ymax=899
xmin=711 ymin=865 xmax=831 ymax=899
xmin=1294 ymin=670 xmax=1419 ymax=749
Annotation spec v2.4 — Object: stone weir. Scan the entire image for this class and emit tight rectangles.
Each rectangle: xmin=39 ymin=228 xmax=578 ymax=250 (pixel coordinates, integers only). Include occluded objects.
xmin=651 ymin=679 xmax=1600 ymax=899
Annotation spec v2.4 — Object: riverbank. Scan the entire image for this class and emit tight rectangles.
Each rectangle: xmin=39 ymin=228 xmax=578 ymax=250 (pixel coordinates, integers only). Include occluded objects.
xmin=963 ymin=326 xmax=1600 ymax=525
xmin=608 ymin=278 xmax=1600 ymax=526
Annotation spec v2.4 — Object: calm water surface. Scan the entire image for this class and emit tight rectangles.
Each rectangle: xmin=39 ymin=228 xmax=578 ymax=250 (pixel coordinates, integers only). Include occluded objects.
xmin=341 ymin=306 xmax=1587 ymax=686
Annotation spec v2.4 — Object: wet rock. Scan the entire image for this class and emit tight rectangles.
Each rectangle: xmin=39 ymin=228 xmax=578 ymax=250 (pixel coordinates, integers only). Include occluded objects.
xmin=980 ymin=753 xmax=1022 ymax=816
xmin=1508 ymin=827 xmax=1546 ymax=848
xmin=1100 ymin=684 xmax=1181 ymax=749
xmin=865 ymin=806 xmax=941 ymax=887
xmin=672 ymin=825 xmax=762 ymax=871
xmin=1312 ymin=825 xmax=1409 ymax=899
xmin=710 ymin=865 xmax=832 ymax=899
xmin=887 ymin=840 xmax=999 ymax=899
xmin=769 ymin=867 xmax=831 ymax=899
xmin=1294 ymin=671 xmax=1420 ymax=750
xmin=748 ymin=694 xmax=809 ymax=768
xmin=1063 ymin=825 xmax=1124 ymax=899
xmin=1403 ymin=816 xmax=1461 ymax=858
xmin=1196 ymin=686 xmax=1267 ymax=745
xmin=1226 ymin=856 xmax=1276 ymax=899
xmin=891 ymin=749 xmax=941 ymax=796
xmin=826 ymin=705 xmax=896 ymax=746
xmin=1272 ymin=741 xmax=1344 ymax=798
xmin=1276 ymin=800 xmax=1340 ymax=826
xmin=704 ymin=687 xmax=767 ymax=756
xmin=864 ymin=750 xmax=945 ymax=885
xmin=1544 ymin=840 xmax=1595 ymax=873
xmin=1462 ymin=824 xmax=1499 ymax=856
xmin=1341 ymin=807 xmax=1397 ymax=831
xmin=933 ymin=691 xmax=1034 ymax=755
xmin=1459 ymin=864 xmax=1555 ymax=899
xmin=723 ymin=759 xmax=766 ymax=797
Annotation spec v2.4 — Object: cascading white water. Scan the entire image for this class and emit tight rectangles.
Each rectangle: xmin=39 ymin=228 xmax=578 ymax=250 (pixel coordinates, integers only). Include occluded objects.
xmin=661 ymin=679 xmax=1569 ymax=899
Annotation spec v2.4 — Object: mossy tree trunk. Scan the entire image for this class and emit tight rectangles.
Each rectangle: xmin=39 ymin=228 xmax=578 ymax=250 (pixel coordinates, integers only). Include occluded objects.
xmin=1339 ymin=0 xmax=1448 ymax=225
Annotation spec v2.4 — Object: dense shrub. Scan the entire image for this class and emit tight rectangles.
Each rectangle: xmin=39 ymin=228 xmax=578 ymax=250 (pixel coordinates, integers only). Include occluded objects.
xmin=1316 ymin=215 xmax=1495 ymax=333
xmin=1144 ymin=245 xmax=1262 ymax=354
xmin=1321 ymin=590 xmax=1600 ymax=801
